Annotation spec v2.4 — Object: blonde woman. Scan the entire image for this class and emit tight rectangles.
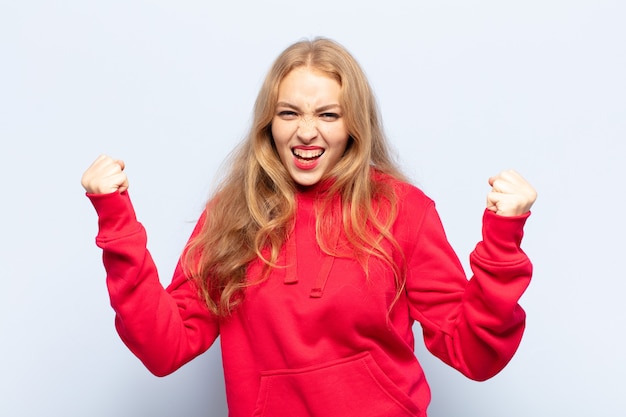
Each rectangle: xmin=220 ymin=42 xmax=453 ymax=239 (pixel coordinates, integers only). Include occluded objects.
xmin=82 ymin=38 xmax=536 ymax=417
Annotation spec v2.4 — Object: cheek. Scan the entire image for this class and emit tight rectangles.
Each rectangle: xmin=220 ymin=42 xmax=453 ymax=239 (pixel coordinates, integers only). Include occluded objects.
xmin=324 ymin=126 xmax=349 ymax=151
xmin=271 ymin=124 xmax=291 ymax=163
xmin=271 ymin=121 xmax=290 ymax=146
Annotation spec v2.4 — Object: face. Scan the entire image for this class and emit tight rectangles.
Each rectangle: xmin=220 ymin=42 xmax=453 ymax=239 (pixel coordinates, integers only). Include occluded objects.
xmin=271 ymin=67 xmax=350 ymax=187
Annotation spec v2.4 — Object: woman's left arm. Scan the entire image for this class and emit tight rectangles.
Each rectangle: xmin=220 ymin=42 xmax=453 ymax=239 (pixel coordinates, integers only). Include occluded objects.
xmin=405 ymin=170 xmax=537 ymax=381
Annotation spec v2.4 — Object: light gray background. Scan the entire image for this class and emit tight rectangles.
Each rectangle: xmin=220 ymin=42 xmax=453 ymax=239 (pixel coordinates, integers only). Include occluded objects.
xmin=1 ymin=1 xmax=624 ymax=416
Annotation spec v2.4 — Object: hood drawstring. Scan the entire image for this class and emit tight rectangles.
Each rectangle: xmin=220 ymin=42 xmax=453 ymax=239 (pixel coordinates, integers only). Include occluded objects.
xmin=284 ymin=221 xmax=340 ymax=298
xmin=309 ymin=229 xmax=339 ymax=298
xmin=284 ymin=235 xmax=298 ymax=284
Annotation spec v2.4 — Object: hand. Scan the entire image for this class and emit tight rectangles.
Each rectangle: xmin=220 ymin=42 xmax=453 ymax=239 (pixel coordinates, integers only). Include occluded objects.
xmin=81 ymin=154 xmax=129 ymax=194
xmin=486 ymin=170 xmax=537 ymax=216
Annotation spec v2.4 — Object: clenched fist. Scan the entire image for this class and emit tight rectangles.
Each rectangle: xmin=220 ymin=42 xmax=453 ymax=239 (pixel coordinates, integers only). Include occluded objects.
xmin=81 ymin=155 xmax=129 ymax=194
xmin=486 ymin=170 xmax=537 ymax=216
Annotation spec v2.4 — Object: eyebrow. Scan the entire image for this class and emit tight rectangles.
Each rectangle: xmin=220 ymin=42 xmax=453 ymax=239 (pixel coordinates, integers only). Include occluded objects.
xmin=275 ymin=102 xmax=342 ymax=113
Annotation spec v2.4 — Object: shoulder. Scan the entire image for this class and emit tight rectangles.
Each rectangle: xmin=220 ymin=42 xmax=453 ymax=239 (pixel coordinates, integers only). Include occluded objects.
xmin=371 ymin=169 xmax=434 ymax=210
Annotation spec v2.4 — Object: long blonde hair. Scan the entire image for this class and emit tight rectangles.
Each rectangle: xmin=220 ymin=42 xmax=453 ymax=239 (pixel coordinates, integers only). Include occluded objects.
xmin=183 ymin=38 xmax=407 ymax=316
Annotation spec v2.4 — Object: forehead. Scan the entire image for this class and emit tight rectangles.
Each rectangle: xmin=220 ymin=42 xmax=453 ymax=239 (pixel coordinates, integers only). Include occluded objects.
xmin=277 ymin=67 xmax=342 ymax=102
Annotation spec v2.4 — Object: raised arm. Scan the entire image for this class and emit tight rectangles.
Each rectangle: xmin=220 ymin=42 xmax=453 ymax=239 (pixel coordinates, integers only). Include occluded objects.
xmin=82 ymin=155 xmax=219 ymax=376
xmin=404 ymin=170 xmax=536 ymax=380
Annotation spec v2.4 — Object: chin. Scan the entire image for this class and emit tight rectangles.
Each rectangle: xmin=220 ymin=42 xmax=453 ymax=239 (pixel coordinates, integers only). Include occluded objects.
xmin=291 ymin=173 xmax=323 ymax=187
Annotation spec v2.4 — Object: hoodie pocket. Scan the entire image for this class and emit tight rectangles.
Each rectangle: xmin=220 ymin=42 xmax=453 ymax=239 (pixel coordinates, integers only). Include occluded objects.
xmin=252 ymin=352 xmax=421 ymax=417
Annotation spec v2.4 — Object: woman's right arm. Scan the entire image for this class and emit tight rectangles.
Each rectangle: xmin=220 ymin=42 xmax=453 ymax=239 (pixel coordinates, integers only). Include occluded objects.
xmin=82 ymin=155 xmax=219 ymax=376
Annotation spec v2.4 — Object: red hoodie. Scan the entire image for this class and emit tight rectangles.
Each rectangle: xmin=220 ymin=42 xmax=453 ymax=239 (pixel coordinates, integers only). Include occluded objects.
xmin=88 ymin=175 xmax=532 ymax=417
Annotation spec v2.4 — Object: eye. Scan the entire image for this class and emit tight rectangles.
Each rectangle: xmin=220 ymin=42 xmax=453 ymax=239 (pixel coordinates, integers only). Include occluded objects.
xmin=277 ymin=110 xmax=298 ymax=120
xmin=319 ymin=113 xmax=341 ymax=121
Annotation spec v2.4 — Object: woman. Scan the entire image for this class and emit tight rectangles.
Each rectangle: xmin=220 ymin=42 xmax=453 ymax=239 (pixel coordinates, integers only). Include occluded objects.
xmin=82 ymin=38 xmax=536 ymax=417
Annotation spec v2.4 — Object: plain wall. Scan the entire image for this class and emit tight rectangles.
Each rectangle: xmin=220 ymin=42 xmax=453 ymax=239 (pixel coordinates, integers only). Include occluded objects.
xmin=1 ymin=1 xmax=624 ymax=416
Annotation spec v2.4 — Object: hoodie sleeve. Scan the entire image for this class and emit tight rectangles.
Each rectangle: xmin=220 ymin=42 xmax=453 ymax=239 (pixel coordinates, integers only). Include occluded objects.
xmin=402 ymin=190 xmax=532 ymax=381
xmin=87 ymin=191 xmax=219 ymax=376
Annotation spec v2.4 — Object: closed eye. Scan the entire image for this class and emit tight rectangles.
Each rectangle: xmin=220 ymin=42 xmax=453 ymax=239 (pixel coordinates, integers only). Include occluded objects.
xmin=277 ymin=110 xmax=298 ymax=119
xmin=319 ymin=113 xmax=341 ymax=121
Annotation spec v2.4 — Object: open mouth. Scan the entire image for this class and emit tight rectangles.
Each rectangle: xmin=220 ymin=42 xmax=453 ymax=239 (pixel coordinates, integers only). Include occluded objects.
xmin=292 ymin=147 xmax=324 ymax=170
xmin=293 ymin=148 xmax=325 ymax=160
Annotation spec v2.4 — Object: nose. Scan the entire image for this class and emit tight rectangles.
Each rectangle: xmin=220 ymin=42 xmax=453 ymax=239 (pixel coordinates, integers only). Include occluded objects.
xmin=297 ymin=115 xmax=318 ymax=142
